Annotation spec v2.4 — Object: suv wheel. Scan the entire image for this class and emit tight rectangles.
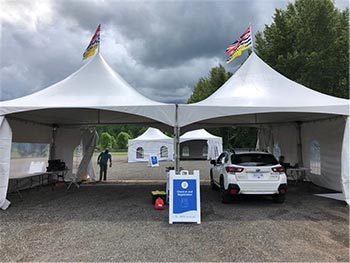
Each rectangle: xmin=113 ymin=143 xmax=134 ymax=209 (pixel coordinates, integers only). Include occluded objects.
xmin=220 ymin=177 xmax=231 ymax=204
xmin=272 ymin=194 xmax=285 ymax=203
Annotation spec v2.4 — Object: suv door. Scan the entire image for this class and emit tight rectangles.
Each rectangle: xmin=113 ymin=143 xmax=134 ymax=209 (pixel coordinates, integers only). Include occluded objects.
xmin=212 ymin=152 xmax=228 ymax=184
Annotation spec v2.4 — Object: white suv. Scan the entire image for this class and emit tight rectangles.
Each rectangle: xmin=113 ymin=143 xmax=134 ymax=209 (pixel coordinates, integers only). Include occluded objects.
xmin=210 ymin=151 xmax=287 ymax=203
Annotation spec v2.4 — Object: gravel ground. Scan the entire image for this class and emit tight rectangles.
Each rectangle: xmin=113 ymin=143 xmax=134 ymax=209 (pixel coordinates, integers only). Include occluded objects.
xmin=2 ymin=157 xmax=349 ymax=262
xmin=91 ymin=155 xmax=211 ymax=181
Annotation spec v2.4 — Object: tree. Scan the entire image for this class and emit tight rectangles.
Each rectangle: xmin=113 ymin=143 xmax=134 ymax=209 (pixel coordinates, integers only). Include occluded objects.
xmin=98 ymin=132 xmax=115 ymax=150
xmin=188 ymin=64 xmax=232 ymax=103
xmin=116 ymin=132 xmax=131 ymax=149
xmin=255 ymin=0 xmax=349 ymax=99
xmin=95 ymin=124 xmax=147 ymax=142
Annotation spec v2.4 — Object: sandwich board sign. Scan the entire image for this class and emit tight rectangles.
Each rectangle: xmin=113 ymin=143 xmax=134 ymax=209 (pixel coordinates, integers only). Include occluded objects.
xmin=169 ymin=170 xmax=201 ymax=224
xmin=149 ymin=155 xmax=159 ymax=167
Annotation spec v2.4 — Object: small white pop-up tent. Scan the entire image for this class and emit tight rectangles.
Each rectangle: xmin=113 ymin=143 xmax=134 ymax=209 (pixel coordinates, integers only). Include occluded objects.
xmin=0 ymin=53 xmax=175 ymax=209
xmin=128 ymin=127 xmax=174 ymax=162
xmin=179 ymin=129 xmax=222 ymax=160
xmin=178 ymin=53 xmax=350 ymax=204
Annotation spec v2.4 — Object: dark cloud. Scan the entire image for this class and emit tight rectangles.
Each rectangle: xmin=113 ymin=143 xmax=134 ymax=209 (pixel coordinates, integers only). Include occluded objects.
xmin=1 ymin=0 xmax=348 ymax=103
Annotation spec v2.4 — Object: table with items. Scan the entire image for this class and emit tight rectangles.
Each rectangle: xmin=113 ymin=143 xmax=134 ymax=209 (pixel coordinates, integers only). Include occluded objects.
xmin=287 ymin=168 xmax=311 ymax=184
xmin=9 ymin=169 xmax=69 ymax=199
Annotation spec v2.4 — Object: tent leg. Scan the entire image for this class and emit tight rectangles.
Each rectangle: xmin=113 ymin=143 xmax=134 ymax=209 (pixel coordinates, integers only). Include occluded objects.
xmin=49 ymin=124 xmax=58 ymax=160
xmin=174 ymin=104 xmax=180 ymax=173
xmin=296 ymin=121 xmax=304 ymax=167
xmin=174 ymin=126 xmax=180 ymax=173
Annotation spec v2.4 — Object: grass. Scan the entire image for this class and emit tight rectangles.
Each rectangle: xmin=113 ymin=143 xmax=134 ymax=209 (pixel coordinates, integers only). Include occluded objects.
xmin=93 ymin=151 xmax=127 ymax=157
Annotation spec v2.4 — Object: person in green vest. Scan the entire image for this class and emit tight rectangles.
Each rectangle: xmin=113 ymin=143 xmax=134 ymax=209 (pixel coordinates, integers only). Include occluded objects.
xmin=97 ymin=148 xmax=112 ymax=181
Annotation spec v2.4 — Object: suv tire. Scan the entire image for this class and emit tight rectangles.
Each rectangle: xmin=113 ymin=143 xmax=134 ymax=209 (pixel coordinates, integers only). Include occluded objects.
xmin=220 ymin=177 xmax=231 ymax=204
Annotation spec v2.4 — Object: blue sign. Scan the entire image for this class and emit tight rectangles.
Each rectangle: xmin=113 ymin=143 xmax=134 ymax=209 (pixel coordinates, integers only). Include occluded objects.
xmin=150 ymin=155 xmax=159 ymax=167
xmin=169 ymin=170 xmax=201 ymax=224
xmin=173 ymin=179 xmax=197 ymax=214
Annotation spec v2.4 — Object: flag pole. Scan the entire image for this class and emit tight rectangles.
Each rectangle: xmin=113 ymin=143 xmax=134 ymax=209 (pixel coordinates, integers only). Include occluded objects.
xmin=98 ymin=24 xmax=101 ymax=54
xmin=250 ymin=22 xmax=254 ymax=53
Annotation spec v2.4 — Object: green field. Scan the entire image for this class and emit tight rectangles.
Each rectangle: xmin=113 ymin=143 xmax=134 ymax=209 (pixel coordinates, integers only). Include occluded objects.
xmin=93 ymin=151 xmax=127 ymax=157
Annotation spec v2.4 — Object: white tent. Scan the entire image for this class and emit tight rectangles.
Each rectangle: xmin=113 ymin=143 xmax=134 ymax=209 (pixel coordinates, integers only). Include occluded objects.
xmin=128 ymin=127 xmax=174 ymax=162
xmin=0 ymin=54 xmax=175 ymax=209
xmin=179 ymin=129 xmax=222 ymax=160
xmin=178 ymin=53 xmax=350 ymax=204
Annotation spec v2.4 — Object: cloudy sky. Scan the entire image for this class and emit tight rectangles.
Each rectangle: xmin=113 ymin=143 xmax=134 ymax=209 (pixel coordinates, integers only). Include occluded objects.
xmin=0 ymin=0 xmax=348 ymax=103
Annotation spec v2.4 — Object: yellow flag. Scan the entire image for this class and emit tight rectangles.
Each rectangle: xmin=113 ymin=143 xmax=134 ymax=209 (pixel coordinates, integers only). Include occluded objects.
xmin=226 ymin=43 xmax=250 ymax=63
xmin=83 ymin=45 xmax=98 ymax=60
xmin=82 ymin=24 xmax=100 ymax=60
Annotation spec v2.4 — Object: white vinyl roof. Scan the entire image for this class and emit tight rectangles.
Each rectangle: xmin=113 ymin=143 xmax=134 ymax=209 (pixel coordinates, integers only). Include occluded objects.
xmin=130 ymin=127 xmax=172 ymax=141
xmin=178 ymin=53 xmax=350 ymax=128
xmin=0 ymin=53 xmax=175 ymax=127
xmin=180 ymin=129 xmax=221 ymax=142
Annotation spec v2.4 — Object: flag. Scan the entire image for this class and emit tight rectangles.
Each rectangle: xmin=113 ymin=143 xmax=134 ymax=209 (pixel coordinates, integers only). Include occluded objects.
xmin=226 ymin=25 xmax=252 ymax=63
xmin=83 ymin=24 xmax=100 ymax=60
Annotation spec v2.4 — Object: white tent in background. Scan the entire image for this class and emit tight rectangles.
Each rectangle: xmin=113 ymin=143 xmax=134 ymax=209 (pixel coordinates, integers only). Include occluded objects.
xmin=179 ymin=129 xmax=222 ymax=160
xmin=0 ymin=54 xmax=175 ymax=210
xmin=128 ymin=127 xmax=174 ymax=162
xmin=178 ymin=53 xmax=350 ymax=204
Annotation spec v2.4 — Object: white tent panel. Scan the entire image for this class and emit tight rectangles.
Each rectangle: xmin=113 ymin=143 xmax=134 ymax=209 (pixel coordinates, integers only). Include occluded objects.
xmin=128 ymin=128 xmax=174 ymax=162
xmin=259 ymin=118 xmax=346 ymax=192
xmin=54 ymin=127 xmax=82 ymax=179
xmin=9 ymin=119 xmax=52 ymax=144
xmin=301 ymin=118 xmax=345 ymax=192
xmin=180 ymin=129 xmax=222 ymax=160
xmin=341 ymin=116 xmax=349 ymax=203
xmin=258 ymin=124 xmax=299 ymax=165
xmin=0 ymin=117 xmax=12 ymax=209
xmin=76 ymin=129 xmax=98 ymax=181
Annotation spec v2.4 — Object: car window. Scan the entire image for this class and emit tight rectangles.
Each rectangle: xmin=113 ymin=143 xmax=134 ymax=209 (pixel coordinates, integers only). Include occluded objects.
xmin=217 ymin=153 xmax=227 ymax=164
xmin=231 ymin=153 xmax=278 ymax=166
xmin=224 ymin=154 xmax=230 ymax=163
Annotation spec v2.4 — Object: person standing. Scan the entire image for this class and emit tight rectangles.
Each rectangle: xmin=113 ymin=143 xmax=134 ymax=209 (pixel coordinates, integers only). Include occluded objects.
xmin=97 ymin=148 xmax=112 ymax=181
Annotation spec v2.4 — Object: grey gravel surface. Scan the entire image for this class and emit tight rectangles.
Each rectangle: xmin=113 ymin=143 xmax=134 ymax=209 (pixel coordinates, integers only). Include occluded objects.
xmin=91 ymin=156 xmax=212 ymax=181
xmin=2 ymin=177 xmax=349 ymax=262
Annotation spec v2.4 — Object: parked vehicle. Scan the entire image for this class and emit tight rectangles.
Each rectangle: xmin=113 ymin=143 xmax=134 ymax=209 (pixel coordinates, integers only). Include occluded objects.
xmin=210 ymin=151 xmax=287 ymax=203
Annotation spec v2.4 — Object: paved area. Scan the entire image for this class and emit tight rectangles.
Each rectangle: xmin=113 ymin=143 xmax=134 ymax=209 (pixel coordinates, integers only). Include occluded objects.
xmin=2 ymin=176 xmax=349 ymax=262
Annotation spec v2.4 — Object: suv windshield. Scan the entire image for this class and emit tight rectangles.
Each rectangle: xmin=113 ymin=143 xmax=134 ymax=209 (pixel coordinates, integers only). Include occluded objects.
xmin=231 ymin=153 xmax=278 ymax=166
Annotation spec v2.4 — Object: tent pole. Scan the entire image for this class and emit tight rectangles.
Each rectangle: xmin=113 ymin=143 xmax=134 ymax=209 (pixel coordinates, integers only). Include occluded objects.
xmin=296 ymin=121 xmax=303 ymax=167
xmin=49 ymin=124 xmax=58 ymax=160
xmin=174 ymin=104 xmax=180 ymax=173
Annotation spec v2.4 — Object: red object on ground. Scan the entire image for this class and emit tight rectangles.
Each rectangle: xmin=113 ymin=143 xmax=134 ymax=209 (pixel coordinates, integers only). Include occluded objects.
xmin=55 ymin=181 xmax=65 ymax=187
xmin=154 ymin=197 xmax=165 ymax=210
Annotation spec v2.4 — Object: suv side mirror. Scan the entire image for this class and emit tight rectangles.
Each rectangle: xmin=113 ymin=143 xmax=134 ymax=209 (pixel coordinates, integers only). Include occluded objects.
xmin=210 ymin=160 xmax=216 ymax=165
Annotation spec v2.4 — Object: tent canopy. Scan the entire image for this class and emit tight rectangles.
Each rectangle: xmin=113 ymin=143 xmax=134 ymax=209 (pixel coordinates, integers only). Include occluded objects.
xmin=132 ymin=127 xmax=172 ymax=141
xmin=180 ymin=129 xmax=222 ymax=160
xmin=0 ymin=53 xmax=175 ymax=128
xmin=128 ymin=127 xmax=174 ymax=162
xmin=178 ymin=53 xmax=349 ymax=129
xmin=180 ymin=129 xmax=221 ymax=142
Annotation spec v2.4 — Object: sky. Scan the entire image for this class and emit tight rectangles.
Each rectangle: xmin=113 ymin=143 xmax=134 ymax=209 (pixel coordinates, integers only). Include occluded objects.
xmin=0 ymin=0 xmax=348 ymax=103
